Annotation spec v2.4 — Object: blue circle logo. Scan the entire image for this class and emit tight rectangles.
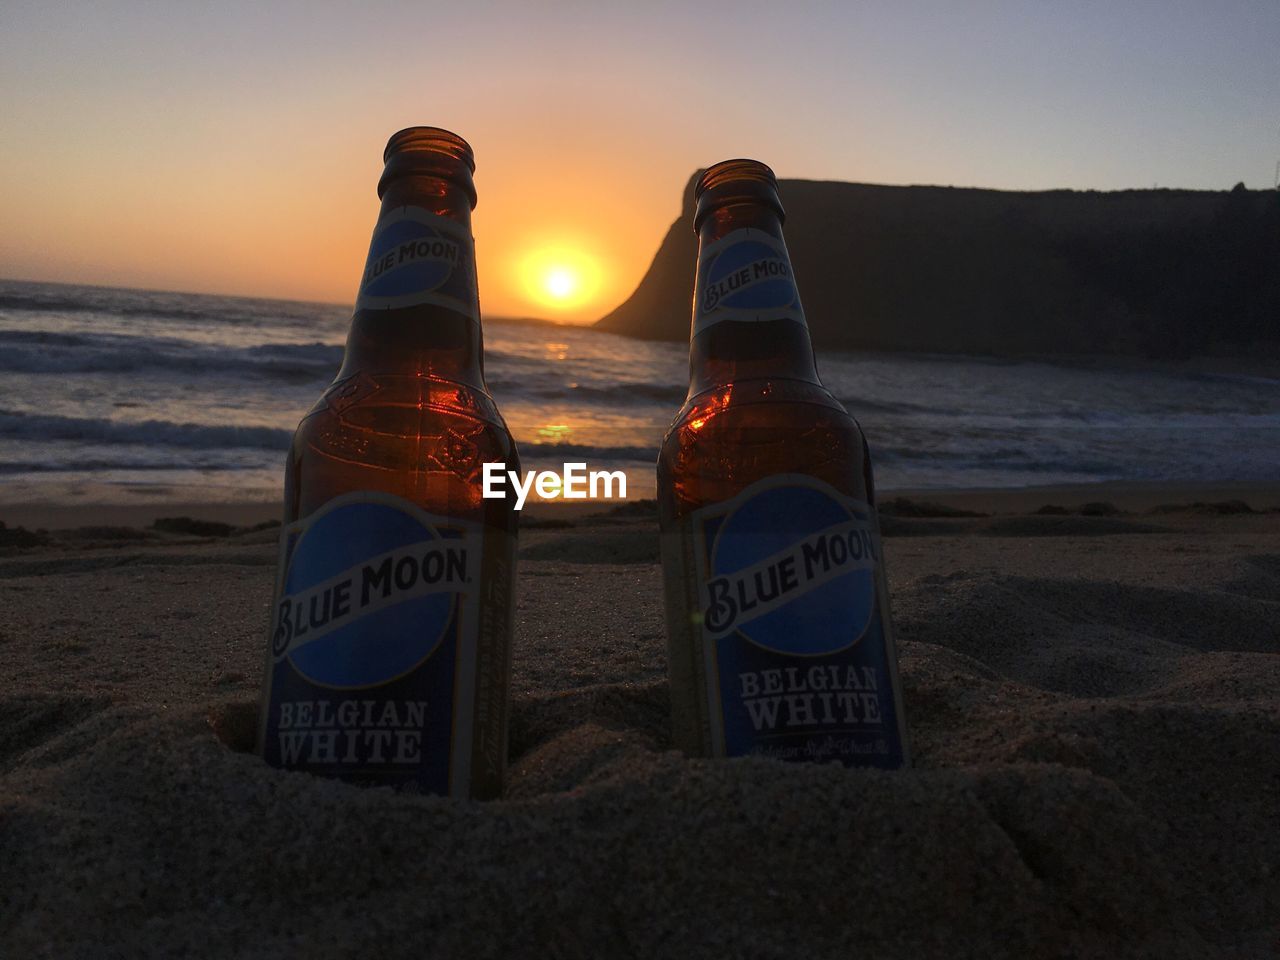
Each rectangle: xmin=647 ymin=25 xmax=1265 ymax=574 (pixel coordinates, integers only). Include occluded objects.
xmin=278 ymin=498 xmax=456 ymax=688
xmin=361 ymin=217 xmax=459 ymax=299
xmin=703 ymin=238 xmax=797 ymax=312
xmin=707 ymin=484 xmax=875 ymax=656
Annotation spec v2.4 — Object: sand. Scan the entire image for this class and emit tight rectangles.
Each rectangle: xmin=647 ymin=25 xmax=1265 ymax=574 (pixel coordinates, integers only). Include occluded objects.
xmin=1 ymin=485 xmax=1278 ymax=958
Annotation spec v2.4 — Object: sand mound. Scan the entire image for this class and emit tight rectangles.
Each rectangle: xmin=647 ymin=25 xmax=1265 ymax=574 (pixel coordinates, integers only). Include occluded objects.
xmin=1 ymin=511 xmax=1277 ymax=957
xmin=0 ymin=703 xmax=1218 ymax=959
xmin=896 ymin=570 xmax=1279 ymax=698
xmin=0 ymin=693 xmax=114 ymax=773
xmin=1221 ymin=553 xmax=1280 ymax=602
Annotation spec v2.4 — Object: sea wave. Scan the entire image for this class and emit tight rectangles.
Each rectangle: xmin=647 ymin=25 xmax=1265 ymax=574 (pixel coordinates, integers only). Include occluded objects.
xmin=0 ymin=286 xmax=347 ymax=329
xmin=5 ymin=281 xmax=1279 ymax=495
xmin=0 ymin=332 xmax=344 ymax=382
xmin=0 ymin=329 xmax=97 ymax=348
xmin=0 ymin=407 xmax=660 ymax=464
xmin=0 ymin=328 xmax=564 ymax=386
xmin=0 ymin=459 xmax=254 ymax=475
xmin=0 ymin=409 xmax=294 ymax=451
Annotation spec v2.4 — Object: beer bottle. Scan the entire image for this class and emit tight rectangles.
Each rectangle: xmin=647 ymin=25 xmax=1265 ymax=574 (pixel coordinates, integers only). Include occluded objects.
xmin=657 ymin=160 xmax=909 ymax=768
xmin=258 ymin=127 xmax=519 ymax=798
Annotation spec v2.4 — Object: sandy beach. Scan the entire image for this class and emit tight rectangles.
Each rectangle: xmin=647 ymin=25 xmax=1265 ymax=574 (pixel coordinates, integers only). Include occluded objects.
xmin=1 ymin=483 xmax=1278 ymax=958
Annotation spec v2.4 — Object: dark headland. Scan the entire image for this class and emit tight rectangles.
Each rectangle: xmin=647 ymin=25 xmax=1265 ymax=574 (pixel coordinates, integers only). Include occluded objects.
xmin=597 ymin=176 xmax=1280 ymax=360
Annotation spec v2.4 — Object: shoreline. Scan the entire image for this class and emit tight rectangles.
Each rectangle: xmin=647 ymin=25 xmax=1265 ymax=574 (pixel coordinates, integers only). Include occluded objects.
xmin=3 ymin=478 xmax=1278 ymax=532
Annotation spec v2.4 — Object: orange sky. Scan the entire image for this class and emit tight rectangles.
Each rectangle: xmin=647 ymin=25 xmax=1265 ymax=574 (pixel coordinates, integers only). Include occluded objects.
xmin=1 ymin=2 xmax=1275 ymax=325
xmin=0 ymin=104 xmax=680 ymax=324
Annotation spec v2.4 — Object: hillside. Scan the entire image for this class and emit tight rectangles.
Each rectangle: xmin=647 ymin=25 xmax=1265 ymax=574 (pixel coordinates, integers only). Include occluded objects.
xmin=595 ymin=177 xmax=1280 ymax=358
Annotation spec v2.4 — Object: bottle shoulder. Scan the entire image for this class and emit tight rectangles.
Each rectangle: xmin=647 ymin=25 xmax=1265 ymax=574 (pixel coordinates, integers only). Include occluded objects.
xmin=302 ymin=372 xmax=510 ymax=435
xmin=286 ymin=373 xmax=519 ymax=523
xmin=658 ymin=379 xmax=873 ymax=519
xmin=665 ymin=378 xmax=860 ymax=444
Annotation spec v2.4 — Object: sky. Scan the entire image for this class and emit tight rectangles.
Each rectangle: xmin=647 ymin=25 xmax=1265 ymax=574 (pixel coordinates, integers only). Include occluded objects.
xmin=1 ymin=0 xmax=1277 ymax=324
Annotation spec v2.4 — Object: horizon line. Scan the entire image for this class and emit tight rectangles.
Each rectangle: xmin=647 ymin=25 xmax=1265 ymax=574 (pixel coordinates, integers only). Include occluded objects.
xmin=0 ymin=276 xmax=596 ymax=328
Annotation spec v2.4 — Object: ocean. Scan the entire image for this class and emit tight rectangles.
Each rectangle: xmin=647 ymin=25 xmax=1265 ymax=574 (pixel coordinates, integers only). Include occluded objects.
xmin=2 ymin=278 xmax=1277 ymax=506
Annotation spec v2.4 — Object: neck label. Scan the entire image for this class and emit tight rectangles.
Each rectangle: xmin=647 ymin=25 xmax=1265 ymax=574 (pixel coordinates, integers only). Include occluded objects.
xmin=356 ymin=207 xmax=479 ymax=321
xmin=693 ymin=228 xmax=805 ymax=335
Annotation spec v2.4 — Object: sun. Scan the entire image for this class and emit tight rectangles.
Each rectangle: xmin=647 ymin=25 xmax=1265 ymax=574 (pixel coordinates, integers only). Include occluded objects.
xmin=517 ymin=244 xmax=604 ymax=315
xmin=544 ymin=267 xmax=577 ymax=300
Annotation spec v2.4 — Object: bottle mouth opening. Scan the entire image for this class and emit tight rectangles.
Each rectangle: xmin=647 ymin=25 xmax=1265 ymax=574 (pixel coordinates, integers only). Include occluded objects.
xmin=695 ymin=159 xmax=778 ymax=199
xmin=383 ymin=126 xmax=476 ymax=172
xmin=379 ymin=126 xmax=478 ymax=206
xmin=693 ymin=159 xmax=784 ymax=231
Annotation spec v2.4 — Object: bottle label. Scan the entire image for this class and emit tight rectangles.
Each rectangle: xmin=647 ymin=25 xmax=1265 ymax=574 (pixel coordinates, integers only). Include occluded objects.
xmin=688 ymin=475 xmax=906 ymax=767
xmin=260 ymin=491 xmax=484 ymax=794
xmin=355 ymin=207 xmax=480 ymax=321
xmin=693 ymin=228 xmax=806 ymax=335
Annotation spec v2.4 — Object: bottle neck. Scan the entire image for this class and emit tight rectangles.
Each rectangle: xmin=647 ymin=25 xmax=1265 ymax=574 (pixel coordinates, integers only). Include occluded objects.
xmin=687 ymin=201 xmax=820 ymax=398
xmin=339 ymin=174 xmax=486 ymax=389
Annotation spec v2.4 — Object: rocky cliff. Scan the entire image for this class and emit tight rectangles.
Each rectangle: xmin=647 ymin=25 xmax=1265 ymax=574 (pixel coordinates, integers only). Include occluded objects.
xmin=595 ymin=177 xmax=1280 ymax=358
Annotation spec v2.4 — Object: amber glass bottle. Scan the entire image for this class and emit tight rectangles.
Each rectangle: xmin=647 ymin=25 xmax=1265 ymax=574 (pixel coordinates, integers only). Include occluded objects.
xmin=657 ymin=159 xmax=909 ymax=768
xmin=258 ymin=127 xmax=518 ymax=798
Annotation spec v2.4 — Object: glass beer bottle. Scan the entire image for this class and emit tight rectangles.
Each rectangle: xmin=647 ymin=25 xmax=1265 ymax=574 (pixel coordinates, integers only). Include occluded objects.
xmin=657 ymin=159 xmax=909 ymax=768
xmin=258 ymin=127 xmax=519 ymax=798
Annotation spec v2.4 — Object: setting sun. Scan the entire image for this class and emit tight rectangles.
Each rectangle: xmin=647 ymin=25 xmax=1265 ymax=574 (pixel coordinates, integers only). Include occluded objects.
xmin=544 ymin=267 xmax=577 ymax=300
xmin=516 ymin=243 xmax=605 ymax=318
